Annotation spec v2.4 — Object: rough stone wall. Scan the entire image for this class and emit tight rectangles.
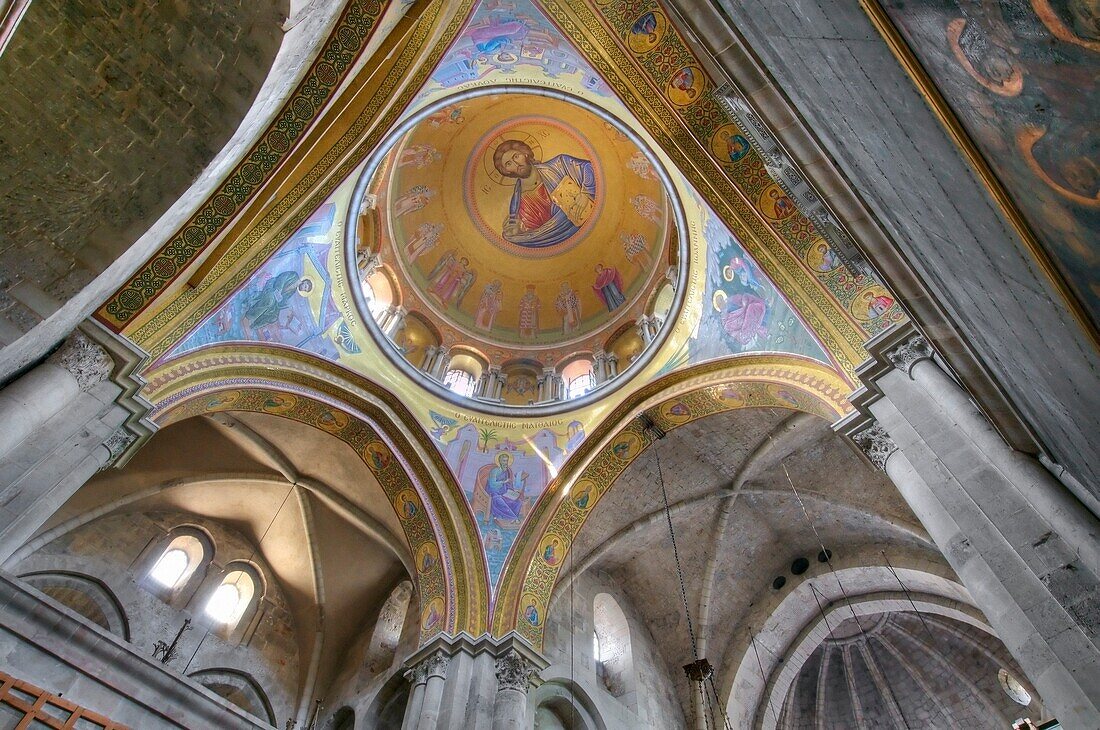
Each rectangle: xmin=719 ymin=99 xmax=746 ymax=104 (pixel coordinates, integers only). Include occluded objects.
xmin=9 ymin=510 xmax=300 ymax=724
xmin=543 ymin=569 xmax=686 ymax=729
xmin=317 ymin=578 xmax=421 ymax=727
xmin=0 ymin=0 xmax=286 ymax=342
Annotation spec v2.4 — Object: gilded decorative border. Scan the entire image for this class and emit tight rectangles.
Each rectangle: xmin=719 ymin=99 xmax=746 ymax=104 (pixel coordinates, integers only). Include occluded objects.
xmin=145 ymin=343 xmax=490 ymax=636
xmin=97 ymin=0 xmax=391 ymax=329
xmin=490 ymin=354 xmax=850 ymax=640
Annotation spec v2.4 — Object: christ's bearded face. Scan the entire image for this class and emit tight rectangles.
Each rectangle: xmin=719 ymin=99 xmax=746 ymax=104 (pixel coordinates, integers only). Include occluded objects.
xmin=499 ymin=149 xmax=533 ymax=178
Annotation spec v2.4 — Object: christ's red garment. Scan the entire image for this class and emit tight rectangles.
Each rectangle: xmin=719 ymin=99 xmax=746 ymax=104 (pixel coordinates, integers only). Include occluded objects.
xmin=516 ymin=183 xmax=553 ymax=231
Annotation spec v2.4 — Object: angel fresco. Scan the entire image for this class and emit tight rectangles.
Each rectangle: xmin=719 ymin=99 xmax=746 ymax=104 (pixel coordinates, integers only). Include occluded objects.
xmin=493 ymin=139 xmax=596 ymax=248
xmin=172 ymin=203 xmax=340 ymax=361
xmin=427 ymin=252 xmax=472 ymax=306
xmin=716 ymin=256 xmax=770 ymax=348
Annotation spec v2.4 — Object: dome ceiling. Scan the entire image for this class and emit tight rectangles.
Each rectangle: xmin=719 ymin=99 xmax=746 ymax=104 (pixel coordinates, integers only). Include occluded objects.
xmin=363 ymin=92 xmax=673 ymax=353
xmin=133 ymin=0 xmax=902 ymax=619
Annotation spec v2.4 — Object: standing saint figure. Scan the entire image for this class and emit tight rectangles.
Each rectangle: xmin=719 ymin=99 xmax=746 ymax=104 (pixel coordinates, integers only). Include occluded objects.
xmin=554 ymin=281 xmax=581 ymax=334
xmin=592 ymin=264 xmax=626 ymax=312
xmin=493 ymin=140 xmax=596 ymax=248
xmin=518 ymin=284 xmax=541 ymax=338
xmin=427 ymin=252 xmax=468 ymax=305
xmin=394 ymin=185 xmax=436 ymax=218
xmin=405 ymin=222 xmax=443 ymax=263
xmin=454 ymin=269 xmax=478 ymax=307
xmin=620 ymin=232 xmax=652 ymax=270
xmin=475 ymin=280 xmax=503 ymax=330
xmin=397 ymin=143 xmax=441 ymax=169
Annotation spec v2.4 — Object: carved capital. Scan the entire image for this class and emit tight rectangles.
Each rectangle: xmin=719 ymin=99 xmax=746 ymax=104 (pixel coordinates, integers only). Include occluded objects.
xmin=495 ymin=649 xmax=536 ymax=693
xmin=886 ymin=335 xmax=934 ymax=376
xmin=98 ymin=429 xmax=137 ymax=471
xmin=851 ymin=422 xmax=898 ymax=472
xmin=48 ymin=331 xmax=113 ymax=392
xmin=422 ymin=651 xmax=450 ymax=679
xmin=405 ymin=663 xmax=429 ymax=686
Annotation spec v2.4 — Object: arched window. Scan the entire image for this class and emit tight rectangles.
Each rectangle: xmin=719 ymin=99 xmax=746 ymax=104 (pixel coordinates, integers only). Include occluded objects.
xmin=363 ymin=270 xmax=394 ymax=319
xmin=442 ymin=352 xmax=484 ymax=398
xmin=562 ymin=359 xmax=593 ymax=399
xmin=363 ymin=581 xmax=413 ymax=673
xmin=150 ymin=548 xmax=189 ymax=588
xmin=443 ymin=367 xmax=476 ymax=397
xmin=146 ymin=532 xmax=208 ymax=593
xmin=205 ymin=569 xmax=257 ymax=628
xmin=593 ymin=593 xmax=634 ymax=700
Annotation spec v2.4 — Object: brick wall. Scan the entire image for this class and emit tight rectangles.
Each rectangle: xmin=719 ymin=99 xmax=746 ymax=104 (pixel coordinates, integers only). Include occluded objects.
xmin=0 ymin=0 xmax=286 ymax=341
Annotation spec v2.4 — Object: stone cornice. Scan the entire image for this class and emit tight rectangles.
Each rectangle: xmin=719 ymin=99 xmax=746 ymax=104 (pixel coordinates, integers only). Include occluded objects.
xmin=403 ymin=631 xmax=550 ymax=686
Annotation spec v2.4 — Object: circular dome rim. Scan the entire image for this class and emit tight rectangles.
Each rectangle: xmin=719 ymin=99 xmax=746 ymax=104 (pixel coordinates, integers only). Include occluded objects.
xmin=346 ymin=85 xmax=691 ymax=417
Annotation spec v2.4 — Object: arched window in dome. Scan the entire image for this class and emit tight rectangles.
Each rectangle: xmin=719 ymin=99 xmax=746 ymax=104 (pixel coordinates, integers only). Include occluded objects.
xmin=144 ymin=531 xmax=210 ymax=597
xmin=363 ymin=269 xmax=394 ymax=319
xmin=441 ymin=352 xmax=485 ymax=398
xmin=443 ymin=367 xmax=477 ymax=397
xmin=205 ymin=568 xmax=257 ymax=629
xmin=561 ymin=358 xmax=594 ymax=400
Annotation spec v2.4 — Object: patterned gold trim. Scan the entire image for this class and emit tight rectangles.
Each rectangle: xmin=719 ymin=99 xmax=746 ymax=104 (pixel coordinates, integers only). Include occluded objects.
xmin=543 ymin=0 xmax=893 ymax=380
xmin=131 ymin=0 xmax=472 ymax=358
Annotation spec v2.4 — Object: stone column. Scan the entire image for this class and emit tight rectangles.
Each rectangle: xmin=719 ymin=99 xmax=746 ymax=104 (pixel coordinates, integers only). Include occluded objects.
xmin=416 ymin=651 xmax=449 ymax=730
xmin=0 ymin=332 xmax=112 ymax=461
xmin=591 ymin=351 xmax=608 ymax=385
xmin=420 ymin=345 xmax=438 ymax=373
xmin=0 ymin=328 xmax=150 ymax=564
xmin=606 ymin=353 xmax=619 ymax=378
xmin=383 ymin=306 xmax=408 ymax=338
xmin=431 ymin=348 xmax=451 ymax=379
xmin=846 ymin=331 xmax=1100 ymax=726
xmin=357 ymin=250 xmax=382 ymax=279
xmin=492 ymin=649 xmax=536 ymax=730
xmin=401 ymin=664 xmax=428 ymax=730
xmin=894 ymin=337 xmax=1100 ymax=576
xmin=635 ymin=316 xmax=654 ymax=345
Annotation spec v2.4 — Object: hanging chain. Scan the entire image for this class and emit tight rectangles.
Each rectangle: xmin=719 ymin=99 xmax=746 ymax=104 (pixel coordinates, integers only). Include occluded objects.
xmin=882 ymin=550 xmax=939 ymax=646
xmin=654 ymin=446 xmax=734 ymax=730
